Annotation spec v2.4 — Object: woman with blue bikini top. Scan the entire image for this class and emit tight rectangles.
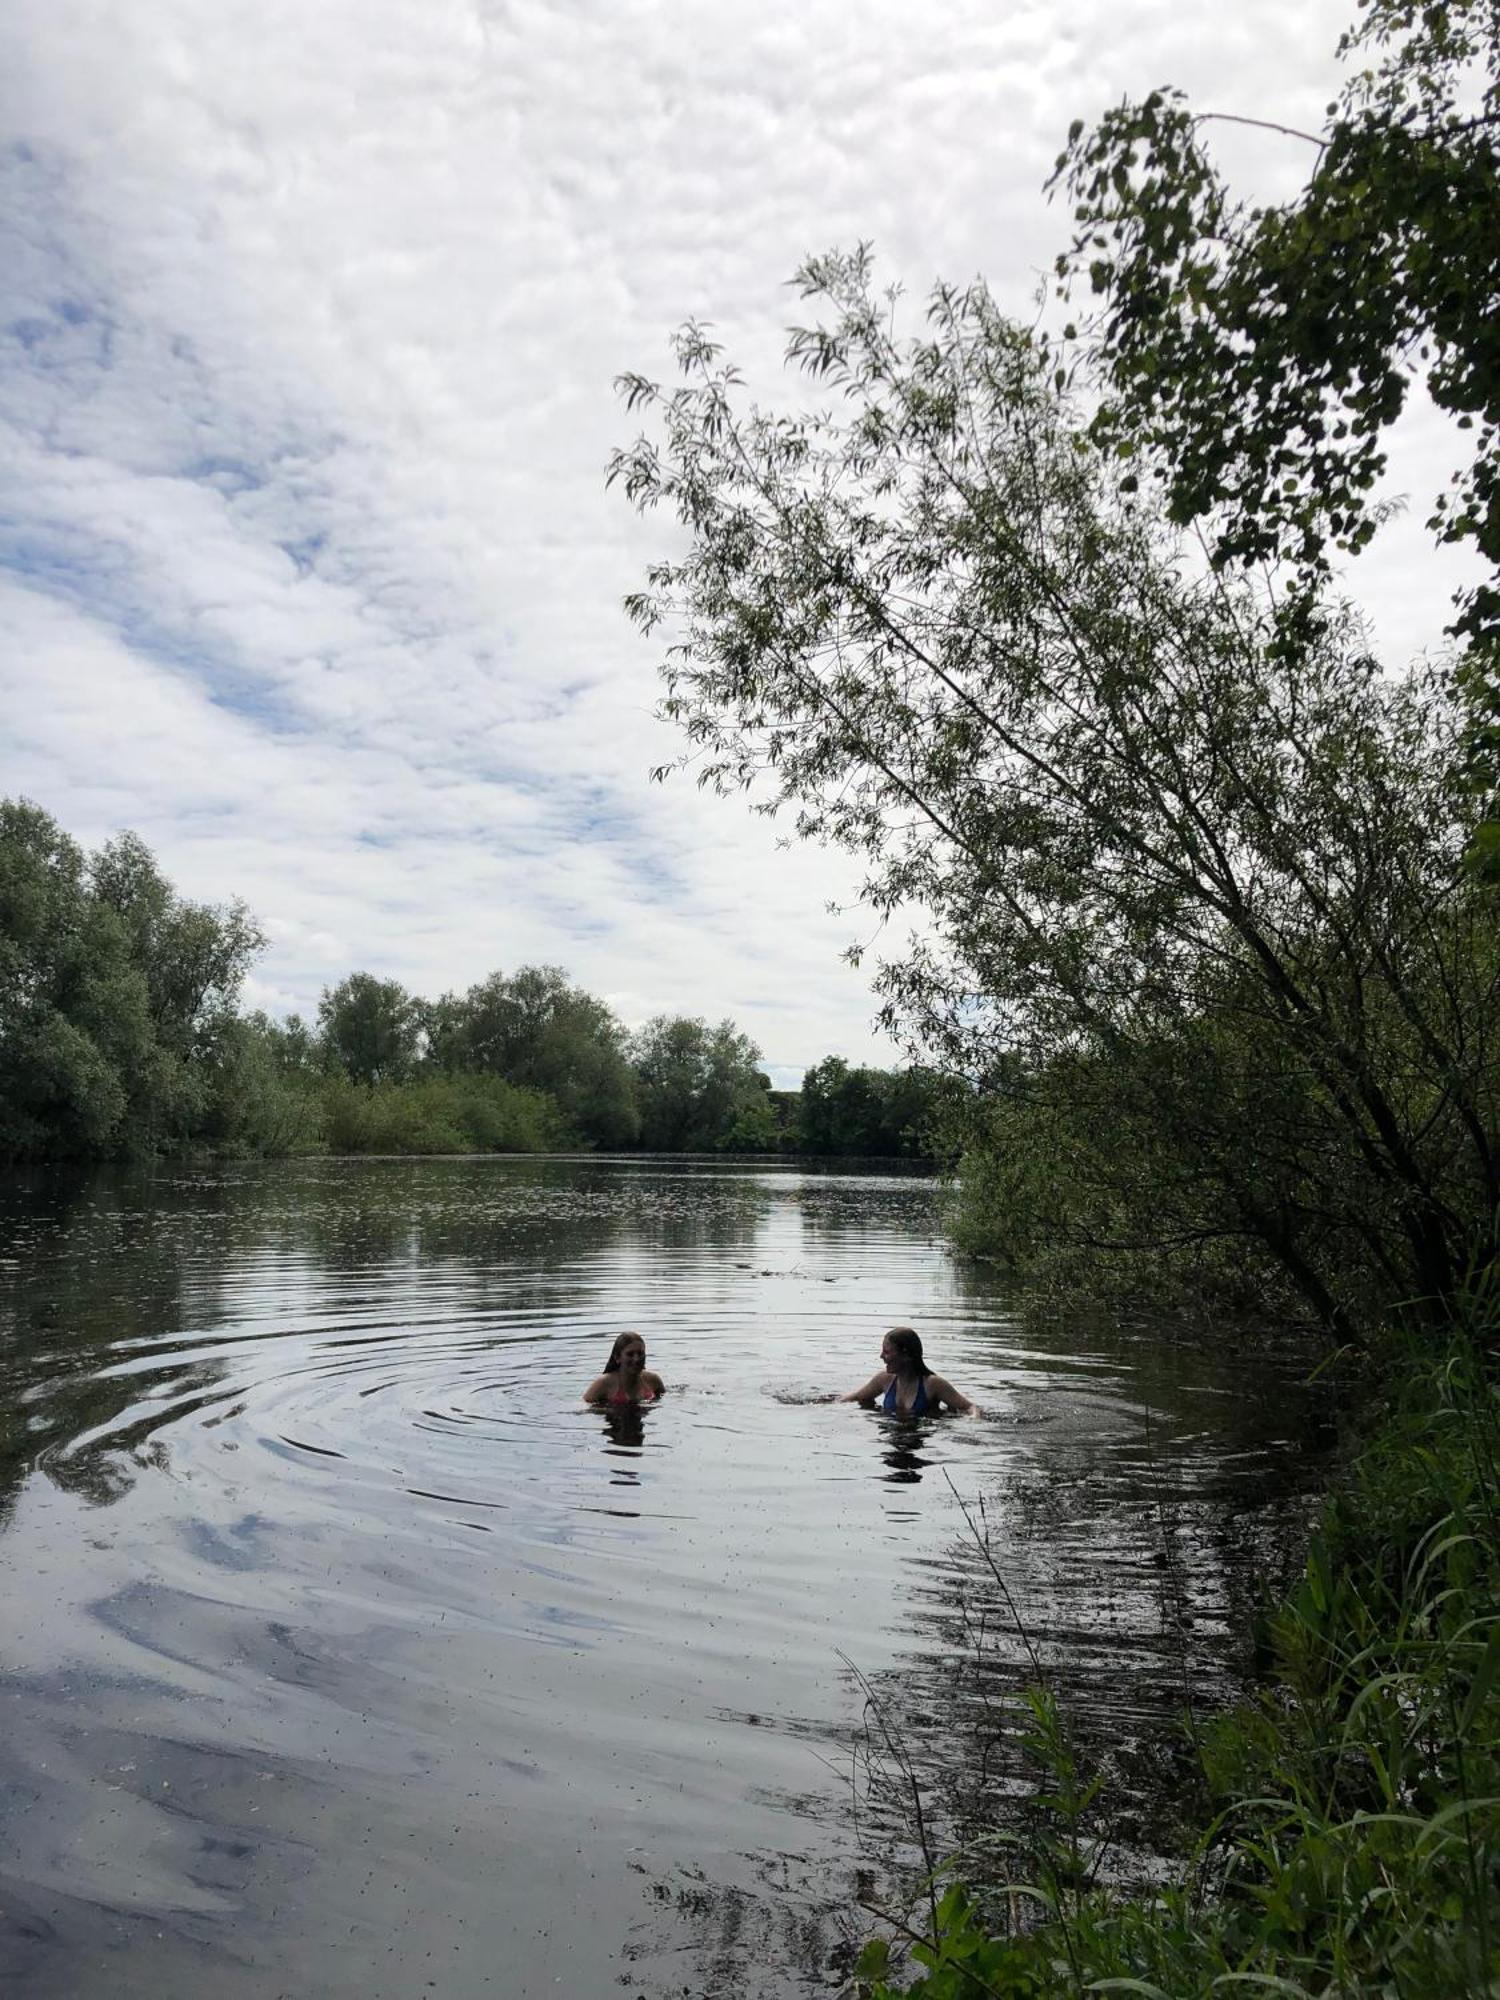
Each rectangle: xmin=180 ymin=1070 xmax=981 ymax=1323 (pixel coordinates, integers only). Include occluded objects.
xmin=841 ymin=1326 xmax=974 ymax=1415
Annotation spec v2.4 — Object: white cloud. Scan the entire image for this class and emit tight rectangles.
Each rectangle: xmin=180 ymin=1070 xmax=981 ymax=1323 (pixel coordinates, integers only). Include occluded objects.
xmin=0 ymin=0 xmax=1473 ymax=1080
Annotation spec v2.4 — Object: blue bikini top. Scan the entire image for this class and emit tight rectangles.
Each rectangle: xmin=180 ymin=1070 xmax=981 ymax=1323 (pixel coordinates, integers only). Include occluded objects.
xmin=883 ymin=1374 xmax=929 ymax=1416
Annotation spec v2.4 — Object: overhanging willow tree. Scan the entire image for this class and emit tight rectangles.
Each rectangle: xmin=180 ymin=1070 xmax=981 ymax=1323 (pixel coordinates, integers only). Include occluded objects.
xmin=610 ymin=250 xmax=1499 ymax=1329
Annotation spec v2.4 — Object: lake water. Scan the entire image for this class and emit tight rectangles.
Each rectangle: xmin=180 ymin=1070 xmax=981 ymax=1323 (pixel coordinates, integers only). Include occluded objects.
xmin=0 ymin=1156 xmax=1326 ymax=1998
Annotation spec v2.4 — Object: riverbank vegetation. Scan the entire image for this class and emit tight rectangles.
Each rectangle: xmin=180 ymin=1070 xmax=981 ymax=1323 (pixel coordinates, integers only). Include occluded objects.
xmin=855 ymin=1298 xmax=1500 ymax=1997
xmin=0 ymin=799 xmax=946 ymax=1162
xmin=611 ymin=0 xmax=1500 ymax=1981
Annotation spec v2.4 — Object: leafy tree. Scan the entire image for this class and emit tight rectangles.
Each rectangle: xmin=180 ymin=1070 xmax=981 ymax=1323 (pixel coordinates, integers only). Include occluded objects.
xmin=89 ymin=830 xmax=262 ymax=1144
xmin=91 ymin=832 xmax=261 ymax=1056
xmin=317 ymin=972 xmax=423 ymax=1087
xmin=767 ymin=1087 xmax=802 ymax=1147
xmin=0 ymin=802 xmax=266 ymax=1158
xmin=432 ymin=965 xmax=640 ymax=1145
xmin=800 ymin=1056 xmax=881 ymax=1155
xmin=629 ymin=1015 xmax=769 ymax=1151
xmin=419 ymin=989 xmax=469 ymax=1073
xmin=1049 ymin=0 xmax=1500 ymax=853
xmin=798 ymin=1057 xmax=947 ymax=1156
xmin=883 ymin=1064 xmax=953 ymax=1159
xmin=718 ymin=1078 xmax=781 ymax=1153
xmin=1 ymin=801 xmax=133 ymax=1155
xmin=611 ymin=252 xmax=1499 ymax=1327
xmin=197 ymin=1014 xmax=325 ymax=1156
xmin=252 ymin=1010 xmax=321 ymax=1075
xmin=0 ymin=799 xmax=631 ymax=1163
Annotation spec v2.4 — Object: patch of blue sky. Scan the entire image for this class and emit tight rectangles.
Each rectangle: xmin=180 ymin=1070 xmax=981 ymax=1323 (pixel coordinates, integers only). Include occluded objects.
xmin=4 ymin=294 xmax=113 ymax=359
xmin=577 ymin=783 xmax=694 ymax=880
xmin=565 ymin=791 xmax=629 ymax=843
xmin=0 ymin=517 xmax=131 ymax=597
xmin=1 ymin=295 xmax=117 ymax=427
xmin=277 ymin=531 xmax=326 ymax=578
xmin=3 ymin=139 xmax=338 ymax=495
xmin=2 ymin=153 xmax=113 ymax=364
xmin=380 ymin=767 xmax=684 ymax=908
xmin=546 ymin=903 xmax=616 ymax=942
xmin=0 ymin=506 xmax=306 ymax=736
xmin=180 ymin=455 xmax=269 ymax=497
xmin=524 ymin=676 xmax=602 ymax=727
xmin=1 ymin=141 xmax=678 ymax=888
xmin=0 ymin=158 xmax=348 ymax=737
xmin=459 ymin=761 xmax=584 ymax=809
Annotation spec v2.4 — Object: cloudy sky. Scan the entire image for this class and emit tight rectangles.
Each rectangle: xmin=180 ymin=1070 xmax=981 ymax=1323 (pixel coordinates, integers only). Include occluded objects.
xmin=1 ymin=0 xmax=1477 ymax=1083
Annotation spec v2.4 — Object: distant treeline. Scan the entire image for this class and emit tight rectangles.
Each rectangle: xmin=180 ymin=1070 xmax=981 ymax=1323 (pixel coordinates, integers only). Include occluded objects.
xmin=0 ymin=799 xmax=945 ymax=1162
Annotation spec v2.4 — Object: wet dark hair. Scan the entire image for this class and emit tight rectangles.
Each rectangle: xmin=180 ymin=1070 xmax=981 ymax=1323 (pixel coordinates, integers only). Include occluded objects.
xmin=884 ymin=1327 xmax=930 ymax=1377
xmin=603 ymin=1331 xmax=646 ymax=1374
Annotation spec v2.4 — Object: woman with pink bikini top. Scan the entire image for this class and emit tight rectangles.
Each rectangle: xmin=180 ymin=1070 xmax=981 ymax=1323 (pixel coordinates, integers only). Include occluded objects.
xmin=583 ymin=1331 xmax=665 ymax=1408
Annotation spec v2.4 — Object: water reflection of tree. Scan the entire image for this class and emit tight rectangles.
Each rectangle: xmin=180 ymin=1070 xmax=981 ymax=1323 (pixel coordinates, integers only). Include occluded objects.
xmin=790 ymin=1172 xmax=940 ymax=1251
xmin=848 ymin=1431 xmax=1328 ymax=1894
xmin=0 ymin=1164 xmax=239 ymax=1521
xmin=618 ymin=1851 xmax=862 ymax=1998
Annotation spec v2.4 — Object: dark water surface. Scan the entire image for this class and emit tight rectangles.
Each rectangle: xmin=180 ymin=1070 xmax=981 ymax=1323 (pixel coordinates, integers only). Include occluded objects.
xmin=0 ymin=1157 xmax=1325 ymax=1997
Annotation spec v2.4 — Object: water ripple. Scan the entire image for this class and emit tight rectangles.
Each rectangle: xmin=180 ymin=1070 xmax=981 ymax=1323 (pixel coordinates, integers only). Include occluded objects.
xmin=0 ymin=1156 xmax=1328 ymax=2000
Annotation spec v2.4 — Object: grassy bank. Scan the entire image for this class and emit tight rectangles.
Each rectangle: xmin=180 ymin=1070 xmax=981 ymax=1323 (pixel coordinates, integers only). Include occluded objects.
xmin=859 ymin=1298 xmax=1500 ymax=1997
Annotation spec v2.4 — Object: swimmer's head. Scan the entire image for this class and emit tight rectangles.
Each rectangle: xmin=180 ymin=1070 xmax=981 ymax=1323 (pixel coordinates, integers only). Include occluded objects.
xmin=604 ymin=1331 xmax=648 ymax=1374
xmin=881 ymin=1327 xmax=928 ymax=1376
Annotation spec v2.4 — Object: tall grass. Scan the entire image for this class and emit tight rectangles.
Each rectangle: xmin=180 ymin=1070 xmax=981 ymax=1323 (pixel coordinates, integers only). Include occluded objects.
xmin=858 ymin=1288 xmax=1500 ymax=1997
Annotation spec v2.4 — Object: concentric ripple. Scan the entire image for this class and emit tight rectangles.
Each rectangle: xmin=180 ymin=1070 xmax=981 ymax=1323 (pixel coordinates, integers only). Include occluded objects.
xmin=0 ymin=1157 xmax=1328 ymax=2000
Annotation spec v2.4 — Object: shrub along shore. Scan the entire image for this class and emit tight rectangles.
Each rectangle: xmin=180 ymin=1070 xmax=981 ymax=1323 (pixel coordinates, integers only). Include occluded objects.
xmin=0 ymin=798 xmax=948 ymax=1166
xmin=858 ymin=1297 xmax=1500 ymax=1997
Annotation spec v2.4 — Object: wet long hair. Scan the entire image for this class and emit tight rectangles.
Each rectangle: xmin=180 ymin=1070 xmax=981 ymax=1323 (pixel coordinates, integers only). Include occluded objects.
xmin=884 ymin=1327 xmax=930 ymax=1378
xmin=603 ymin=1331 xmax=645 ymax=1374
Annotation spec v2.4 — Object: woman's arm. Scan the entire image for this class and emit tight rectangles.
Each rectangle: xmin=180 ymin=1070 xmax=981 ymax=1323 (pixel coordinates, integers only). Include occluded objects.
xmin=928 ymin=1374 xmax=976 ymax=1414
xmin=644 ymin=1372 xmax=666 ymax=1396
xmin=840 ymin=1371 xmax=892 ymax=1404
xmin=582 ymin=1375 xmax=611 ymax=1406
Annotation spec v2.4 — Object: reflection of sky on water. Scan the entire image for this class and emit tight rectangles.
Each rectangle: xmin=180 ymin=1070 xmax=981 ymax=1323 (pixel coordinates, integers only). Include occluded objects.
xmin=0 ymin=1156 xmax=1329 ymax=1998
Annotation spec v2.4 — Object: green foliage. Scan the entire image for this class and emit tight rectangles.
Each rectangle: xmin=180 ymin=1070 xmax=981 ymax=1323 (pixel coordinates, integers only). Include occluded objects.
xmin=1050 ymin=0 xmax=1500 ymax=847
xmin=717 ymin=1085 xmax=781 ymax=1153
xmin=629 ymin=1013 xmax=769 ymax=1151
xmin=317 ymin=971 xmax=424 ymax=1086
xmin=612 ymin=253 xmax=1500 ymax=1329
xmin=194 ymin=1015 xmax=326 ymax=1157
xmin=0 ymin=799 xmax=263 ymax=1160
xmin=860 ymin=1312 xmax=1500 ymax=1999
xmin=427 ymin=964 xmax=640 ymax=1146
xmin=799 ymin=1057 xmax=948 ymax=1159
xmin=946 ymin=1015 xmax=1423 ymax=1321
xmin=315 ymin=1074 xmax=569 ymax=1155
xmin=250 ymin=1008 xmax=322 ymax=1077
